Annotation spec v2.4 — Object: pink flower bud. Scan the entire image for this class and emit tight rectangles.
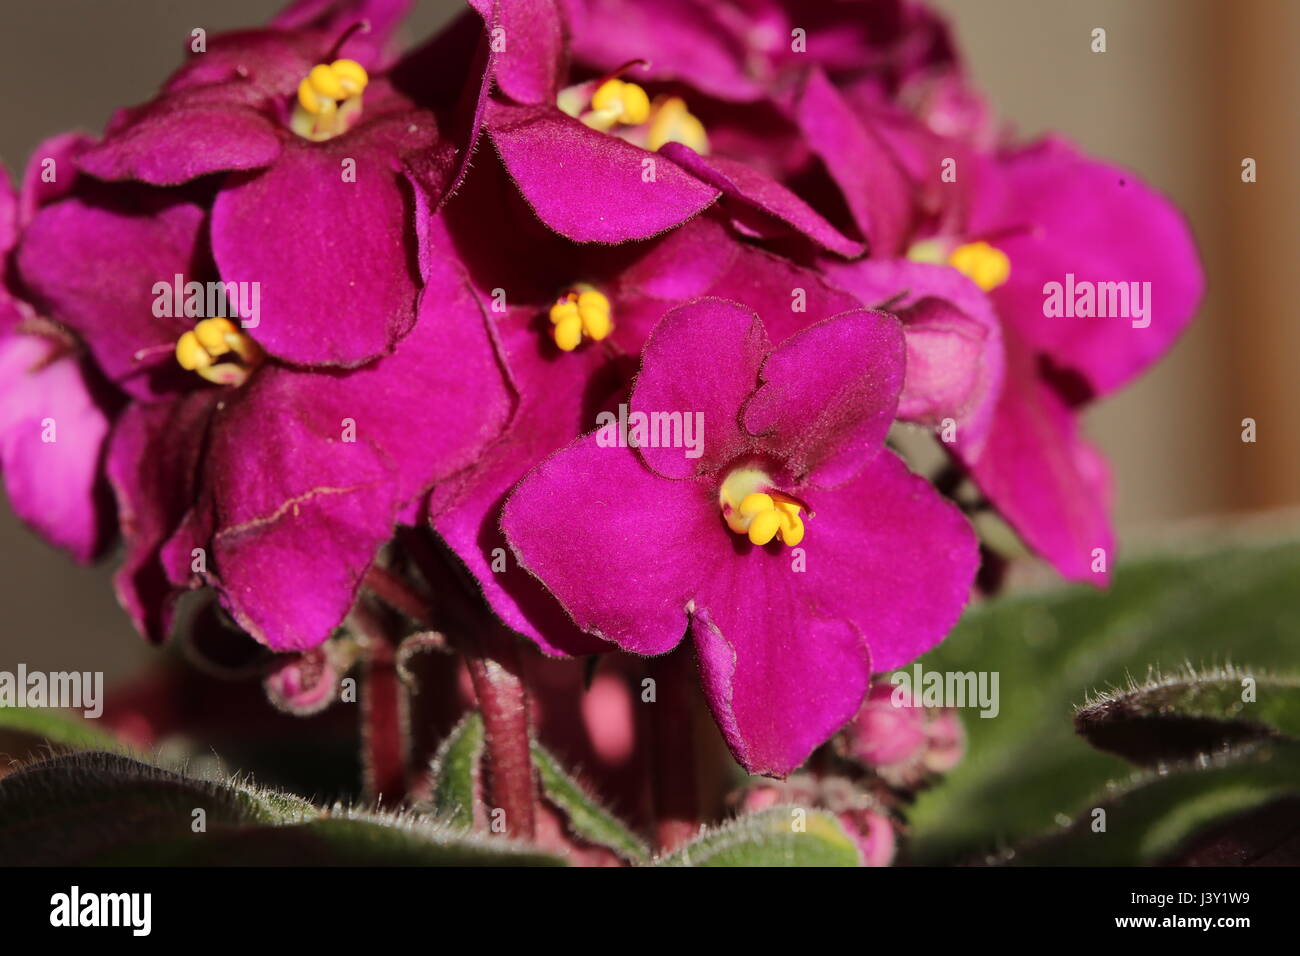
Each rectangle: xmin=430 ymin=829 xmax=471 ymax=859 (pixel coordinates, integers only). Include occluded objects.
xmin=264 ymin=647 xmax=338 ymax=716
xmin=845 ymin=681 xmax=966 ymax=787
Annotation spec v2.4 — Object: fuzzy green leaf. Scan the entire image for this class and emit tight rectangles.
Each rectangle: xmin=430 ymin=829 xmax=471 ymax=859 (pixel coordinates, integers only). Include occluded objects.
xmin=908 ymin=538 xmax=1300 ymax=864
xmin=427 ymin=711 xmax=485 ymax=828
xmin=532 ymin=738 xmax=650 ymax=862
xmin=0 ymin=707 xmax=121 ymax=764
xmin=654 ymin=806 xmax=861 ymax=866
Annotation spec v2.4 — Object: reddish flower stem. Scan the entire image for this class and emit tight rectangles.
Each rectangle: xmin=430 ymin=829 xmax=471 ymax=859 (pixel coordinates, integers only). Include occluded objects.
xmin=465 ymin=625 xmax=537 ymax=840
xmin=352 ymin=600 xmax=408 ymax=804
xmin=649 ymin=647 xmax=700 ymax=852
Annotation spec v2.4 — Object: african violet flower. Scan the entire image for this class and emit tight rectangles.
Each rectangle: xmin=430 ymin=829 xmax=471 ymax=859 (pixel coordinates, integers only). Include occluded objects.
xmin=425 ymin=151 xmax=866 ymax=658
xmin=72 ymin=0 xmax=440 ymax=368
xmin=456 ymin=0 xmax=864 ymax=255
xmin=16 ymin=172 xmax=511 ymax=650
xmin=0 ymin=137 xmax=118 ymax=562
xmin=824 ymin=137 xmax=1205 ymax=581
xmin=500 ymin=299 xmax=978 ymax=775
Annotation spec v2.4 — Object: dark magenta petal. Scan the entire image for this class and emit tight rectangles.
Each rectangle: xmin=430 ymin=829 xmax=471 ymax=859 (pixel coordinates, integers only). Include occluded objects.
xmin=821 ymin=258 xmax=1004 ymax=455
xmin=195 ymin=365 xmax=399 ymax=651
xmin=502 ymin=436 xmax=724 ymax=656
xmin=971 ymin=137 xmax=1204 ymax=396
xmin=743 ymin=309 xmax=904 ymax=488
xmin=692 ymin=602 xmax=871 ymax=779
xmin=470 ymin=0 xmax=565 ymax=105
xmin=0 ymin=335 xmax=113 ymax=563
xmin=487 ymin=102 xmax=720 ymax=243
xmin=18 ymin=133 xmax=94 ymax=227
xmin=16 ymin=195 xmax=206 ymax=400
xmin=629 ymin=297 xmax=768 ymax=479
xmin=786 ymin=67 xmax=912 ymax=256
xmin=78 ymin=84 xmax=283 ymax=185
xmin=561 ymin=0 xmax=768 ymax=101
xmin=657 ymin=142 xmax=865 ymax=257
xmin=210 ymin=124 xmax=432 ymax=367
xmin=961 ymin=334 xmax=1114 ymax=583
xmin=107 ymin=393 xmax=218 ymax=643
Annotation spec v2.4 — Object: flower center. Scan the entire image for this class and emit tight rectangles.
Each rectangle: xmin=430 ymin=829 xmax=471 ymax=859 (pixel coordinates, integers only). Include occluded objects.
xmin=548 ymin=284 xmax=612 ymax=352
xmin=561 ymin=78 xmax=710 ymax=154
xmin=719 ymin=468 xmax=807 ymax=547
xmin=907 ymin=239 xmax=1010 ymax=293
xmin=291 ymin=58 xmax=369 ymax=141
xmin=175 ymin=318 xmax=264 ymax=386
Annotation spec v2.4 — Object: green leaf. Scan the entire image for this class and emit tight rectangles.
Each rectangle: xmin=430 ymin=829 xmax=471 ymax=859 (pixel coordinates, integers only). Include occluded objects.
xmin=0 ymin=750 xmax=564 ymax=865
xmin=0 ymin=707 xmax=121 ymax=764
xmin=908 ymin=538 xmax=1300 ymax=864
xmin=1001 ymin=739 xmax=1300 ymax=866
xmin=654 ymin=806 xmax=861 ymax=866
xmin=531 ymin=738 xmax=650 ymax=862
xmin=1075 ymin=669 xmax=1300 ymax=765
xmin=427 ymin=711 xmax=484 ymax=828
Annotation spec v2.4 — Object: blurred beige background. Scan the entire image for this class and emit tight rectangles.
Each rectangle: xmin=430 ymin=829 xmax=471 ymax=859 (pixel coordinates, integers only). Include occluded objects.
xmin=1 ymin=0 xmax=1297 ymax=680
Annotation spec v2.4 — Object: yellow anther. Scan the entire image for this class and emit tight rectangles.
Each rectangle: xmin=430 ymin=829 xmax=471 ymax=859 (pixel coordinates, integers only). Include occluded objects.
xmin=647 ymin=97 xmax=710 ymax=154
xmin=553 ymin=315 xmax=584 ymax=352
xmin=175 ymin=319 xmax=263 ymax=385
xmin=175 ymin=331 xmax=212 ymax=371
xmin=948 ymin=241 xmax=1010 ymax=292
xmin=747 ymin=510 xmax=782 ymax=546
xmin=292 ymin=60 xmax=369 ymax=139
xmin=549 ymin=286 xmax=613 ymax=350
xmin=591 ymin=79 xmax=651 ymax=126
xmin=719 ymin=470 xmax=807 ymax=547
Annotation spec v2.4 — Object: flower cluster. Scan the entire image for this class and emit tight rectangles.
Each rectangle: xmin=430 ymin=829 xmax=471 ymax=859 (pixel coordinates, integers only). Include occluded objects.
xmin=1 ymin=0 xmax=1202 ymax=782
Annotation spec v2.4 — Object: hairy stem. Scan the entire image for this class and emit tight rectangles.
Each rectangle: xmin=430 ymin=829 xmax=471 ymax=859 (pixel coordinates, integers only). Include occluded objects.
xmin=352 ymin=600 xmax=408 ymax=805
xmin=649 ymin=647 xmax=699 ymax=852
xmin=465 ymin=625 xmax=537 ymax=840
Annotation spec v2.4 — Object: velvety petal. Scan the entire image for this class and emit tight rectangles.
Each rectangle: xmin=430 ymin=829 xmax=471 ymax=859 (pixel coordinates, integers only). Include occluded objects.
xmin=820 ymin=257 xmax=1004 ymax=455
xmin=657 ymin=142 xmax=864 ymax=257
xmin=18 ymin=134 xmax=94 ymax=227
xmin=77 ymin=83 xmax=283 ymax=185
xmin=190 ymin=365 xmax=399 ymax=650
xmin=107 ymin=392 xmax=218 ymax=643
xmin=502 ymin=436 xmax=723 ymax=656
xmin=785 ymin=67 xmax=912 ymax=256
xmin=16 ymin=195 xmax=206 ymax=399
xmin=629 ymin=298 xmax=768 ymax=479
xmin=0 ymin=335 xmax=114 ymax=562
xmin=487 ymin=101 xmax=719 ymax=243
xmin=743 ymin=310 xmax=904 ymax=488
xmin=470 ymin=0 xmax=565 ymax=106
xmin=210 ymin=121 xmax=433 ymax=367
xmin=560 ymin=0 xmax=769 ymax=101
xmin=970 ymin=137 xmax=1204 ymax=396
xmin=961 ymin=333 xmax=1114 ymax=584
xmin=0 ymin=165 xmax=17 ymax=328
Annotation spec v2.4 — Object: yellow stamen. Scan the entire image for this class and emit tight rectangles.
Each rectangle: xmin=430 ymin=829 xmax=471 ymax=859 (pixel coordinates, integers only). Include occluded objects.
xmin=719 ymin=469 xmax=807 ymax=547
xmin=590 ymin=79 xmax=651 ymax=126
xmin=548 ymin=284 xmax=613 ymax=351
xmin=647 ymin=96 xmax=710 ymax=153
xmin=947 ymin=240 xmax=1010 ymax=292
xmin=175 ymin=318 xmax=263 ymax=386
xmin=291 ymin=59 xmax=370 ymax=141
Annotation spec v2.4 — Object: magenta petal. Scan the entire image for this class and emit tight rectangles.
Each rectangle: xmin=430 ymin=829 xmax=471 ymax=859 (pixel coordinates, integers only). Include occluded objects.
xmin=972 ymin=138 xmax=1204 ymax=396
xmin=821 ymin=258 xmax=1004 ymax=455
xmin=629 ymin=298 xmax=768 ymax=479
xmin=210 ymin=134 xmax=426 ymax=367
xmin=693 ymin=604 xmax=870 ymax=778
xmin=107 ymin=393 xmax=217 ymax=643
xmin=962 ymin=335 xmax=1114 ymax=583
xmin=197 ymin=366 xmax=398 ymax=650
xmin=657 ymin=142 xmax=865 ymax=257
xmin=18 ymin=133 xmax=94 ymax=227
xmin=786 ymin=68 xmax=912 ymax=256
xmin=77 ymin=84 xmax=283 ymax=185
xmin=743 ymin=309 xmax=904 ymax=488
xmin=16 ymin=196 xmax=206 ymax=399
xmin=502 ymin=438 xmax=721 ymax=656
xmin=470 ymin=0 xmax=565 ymax=105
xmin=487 ymin=102 xmax=719 ymax=243
xmin=0 ymin=336 xmax=113 ymax=562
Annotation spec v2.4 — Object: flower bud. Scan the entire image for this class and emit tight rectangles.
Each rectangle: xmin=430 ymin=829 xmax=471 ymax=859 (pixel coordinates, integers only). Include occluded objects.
xmin=264 ymin=647 xmax=338 ymax=716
